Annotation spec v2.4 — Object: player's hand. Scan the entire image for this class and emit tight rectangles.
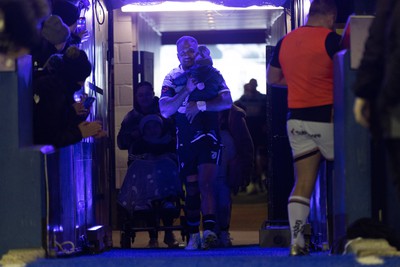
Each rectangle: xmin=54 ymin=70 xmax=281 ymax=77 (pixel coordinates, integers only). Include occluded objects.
xmin=186 ymin=78 xmax=197 ymax=93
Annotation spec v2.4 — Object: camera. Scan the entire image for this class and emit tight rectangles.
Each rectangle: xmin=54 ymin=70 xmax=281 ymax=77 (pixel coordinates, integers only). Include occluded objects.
xmin=83 ymin=97 xmax=95 ymax=109
xmin=77 ymin=17 xmax=86 ymax=32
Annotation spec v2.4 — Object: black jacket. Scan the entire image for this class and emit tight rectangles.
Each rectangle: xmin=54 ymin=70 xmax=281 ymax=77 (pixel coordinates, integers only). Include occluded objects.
xmin=353 ymin=0 xmax=400 ymax=137
xmin=33 ymin=73 xmax=84 ymax=148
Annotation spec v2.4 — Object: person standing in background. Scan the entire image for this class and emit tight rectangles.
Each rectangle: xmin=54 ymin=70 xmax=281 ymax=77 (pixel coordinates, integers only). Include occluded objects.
xmin=234 ymin=79 xmax=267 ymax=195
xmin=32 ymin=15 xmax=70 ymax=71
xmin=117 ymin=81 xmax=175 ymax=164
xmin=267 ymin=0 xmax=341 ymax=256
xmin=117 ymin=81 xmax=177 ymax=247
xmin=215 ymin=104 xmax=254 ymax=247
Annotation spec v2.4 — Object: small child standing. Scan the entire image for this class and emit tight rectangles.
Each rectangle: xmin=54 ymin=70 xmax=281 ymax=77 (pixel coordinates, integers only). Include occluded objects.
xmin=118 ymin=114 xmax=180 ymax=248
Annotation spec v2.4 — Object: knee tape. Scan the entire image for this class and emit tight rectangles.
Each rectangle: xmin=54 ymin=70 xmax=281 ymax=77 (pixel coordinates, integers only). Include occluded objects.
xmin=185 ymin=193 xmax=201 ymax=211
xmin=185 ymin=181 xmax=199 ymax=195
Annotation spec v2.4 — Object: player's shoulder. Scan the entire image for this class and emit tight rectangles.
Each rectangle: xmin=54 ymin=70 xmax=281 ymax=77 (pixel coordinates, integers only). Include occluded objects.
xmin=165 ymin=66 xmax=185 ymax=79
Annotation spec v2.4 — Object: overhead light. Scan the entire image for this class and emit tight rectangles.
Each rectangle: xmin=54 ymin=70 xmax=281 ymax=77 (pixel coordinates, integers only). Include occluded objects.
xmin=121 ymin=1 xmax=281 ymax=12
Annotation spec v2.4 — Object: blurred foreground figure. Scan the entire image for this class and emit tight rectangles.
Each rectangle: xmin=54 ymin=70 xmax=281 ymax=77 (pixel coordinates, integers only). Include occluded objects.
xmin=33 ymin=46 xmax=106 ymax=149
xmin=353 ymin=0 xmax=400 ymax=246
xmin=0 ymin=0 xmax=49 ymax=66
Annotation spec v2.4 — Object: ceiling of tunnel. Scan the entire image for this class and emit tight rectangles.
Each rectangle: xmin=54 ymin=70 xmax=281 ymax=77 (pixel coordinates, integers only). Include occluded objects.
xmin=134 ymin=8 xmax=285 ymax=33
xmin=107 ymin=0 xmax=289 ymax=10
xmin=107 ymin=0 xmax=288 ymax=33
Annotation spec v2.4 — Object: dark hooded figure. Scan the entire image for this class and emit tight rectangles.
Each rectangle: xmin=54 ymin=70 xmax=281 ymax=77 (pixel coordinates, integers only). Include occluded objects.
xmin=33 ymin=46 xmax=105 ymax=148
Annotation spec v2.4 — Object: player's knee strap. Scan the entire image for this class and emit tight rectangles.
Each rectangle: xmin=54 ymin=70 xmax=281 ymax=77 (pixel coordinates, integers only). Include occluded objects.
xmin=185 ymin=181 xmax=199 ymax=196
xmin=185 ymin=181 xmax=200 ymax=210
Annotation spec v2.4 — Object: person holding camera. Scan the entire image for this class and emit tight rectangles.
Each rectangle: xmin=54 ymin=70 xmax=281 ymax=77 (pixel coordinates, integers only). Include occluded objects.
xmin=52 ymin=0 xmax=89 ymax=50
xmin=33 ymin=46 xmax=106 ymax=148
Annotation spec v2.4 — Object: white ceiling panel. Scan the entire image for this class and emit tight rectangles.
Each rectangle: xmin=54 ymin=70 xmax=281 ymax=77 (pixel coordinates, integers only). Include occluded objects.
xmin=127 ymin=8 xmax=285 ymax=32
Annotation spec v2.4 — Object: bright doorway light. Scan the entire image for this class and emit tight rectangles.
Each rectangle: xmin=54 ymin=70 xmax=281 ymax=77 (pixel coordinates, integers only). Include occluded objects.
xmin=157 ymin=44 xmax=267 ymax=102
xmin=303 ymin=0 xmax=311 ymax=24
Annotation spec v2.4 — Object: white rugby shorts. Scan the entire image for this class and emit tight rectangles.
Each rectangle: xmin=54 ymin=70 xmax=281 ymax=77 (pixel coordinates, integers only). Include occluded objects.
xmin=287 ymin=119 xmax=334 ymax=161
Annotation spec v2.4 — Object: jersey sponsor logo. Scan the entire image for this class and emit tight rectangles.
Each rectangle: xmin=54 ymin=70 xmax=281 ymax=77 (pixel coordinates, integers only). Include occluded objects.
xmin=290 ymin=128 xmax=321 ymax=138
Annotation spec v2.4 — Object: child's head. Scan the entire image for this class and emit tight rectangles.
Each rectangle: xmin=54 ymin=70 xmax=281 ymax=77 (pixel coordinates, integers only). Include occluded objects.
xmin=41 ymin=15 xmax=70 ymax=50
xmin=195 ymin=45 xmax=213 ymax=66
xmin=139 ymin=114 xmax=164 ymax=139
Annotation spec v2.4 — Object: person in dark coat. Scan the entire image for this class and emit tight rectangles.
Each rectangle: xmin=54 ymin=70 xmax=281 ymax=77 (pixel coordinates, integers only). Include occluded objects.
xmin=52 ymin=0 xmax=89 ymax=50
xmin=33 ymin=46 xmax=106 ymax=149
xmin=117 ymin=81 xmax=175 ymax=163
xmin=31 ymin=15 xmax=70 ymax=71
xmin=353 ymin=0 xmax=400 ymax=247
xmin=215 ymin=104 xmax=254 ymax=247
xmin=234 ymin=80 xmax=268 ymax=195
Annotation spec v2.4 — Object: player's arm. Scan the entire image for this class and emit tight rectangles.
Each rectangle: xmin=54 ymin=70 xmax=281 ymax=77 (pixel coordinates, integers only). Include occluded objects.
xmin=267 ymin=65 xmax=286 ymax=87
xmin=159 ymin=76 xmax=197 ymax=118
xmin=266 ymin=39 xmax=287 ymax=87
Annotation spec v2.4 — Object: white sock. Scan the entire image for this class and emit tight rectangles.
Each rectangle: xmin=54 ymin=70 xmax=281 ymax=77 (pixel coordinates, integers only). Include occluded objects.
xmin=288 ymin=196 xmax=310 ymax=247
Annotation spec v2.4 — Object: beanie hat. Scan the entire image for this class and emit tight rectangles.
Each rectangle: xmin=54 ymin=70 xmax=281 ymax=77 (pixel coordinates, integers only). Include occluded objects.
xmin=52 ymin=1 xmax=80 ymax=26
xmin=139 ymin=114 xmax=163 ymax=133
xmin=196 ymin=45 xmax=213 ymax=66
xmin=41 ymin=15 xmax=70 ymax=45
xmin=62 ymin=46 xmax=92 ymax=83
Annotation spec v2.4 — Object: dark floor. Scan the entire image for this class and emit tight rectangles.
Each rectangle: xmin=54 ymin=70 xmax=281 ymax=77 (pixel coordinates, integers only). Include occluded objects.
xmin=7 ymin=190 xmax=400 ymax=267
xmin=26 ymin=246 xmax=400 ymax=267
xmin=114 ymin=190 xmax=269 ymax=248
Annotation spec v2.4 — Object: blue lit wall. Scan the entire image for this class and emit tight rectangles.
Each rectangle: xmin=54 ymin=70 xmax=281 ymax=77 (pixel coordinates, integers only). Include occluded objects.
xmin=0 ymin=56 xmax=44 ymax=257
